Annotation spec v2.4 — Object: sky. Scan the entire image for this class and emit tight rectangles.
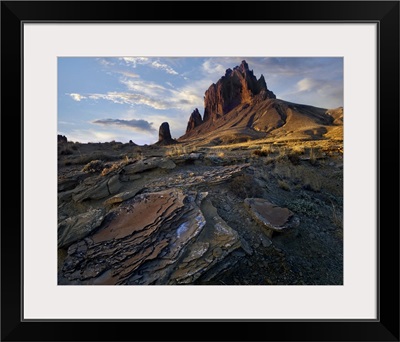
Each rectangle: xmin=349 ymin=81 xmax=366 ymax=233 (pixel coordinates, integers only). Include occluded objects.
xmin=58 ymin=57 xmax=343 ymax=145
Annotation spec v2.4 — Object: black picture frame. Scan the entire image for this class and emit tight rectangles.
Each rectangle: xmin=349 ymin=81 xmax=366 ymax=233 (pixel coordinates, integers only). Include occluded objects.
xmin=1 ymin=1 xmax=399 ymax=341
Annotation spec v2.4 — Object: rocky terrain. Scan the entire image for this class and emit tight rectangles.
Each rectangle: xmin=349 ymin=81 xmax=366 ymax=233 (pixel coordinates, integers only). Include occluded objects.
xmin=58 ymin=61 xmax=343 ymax=285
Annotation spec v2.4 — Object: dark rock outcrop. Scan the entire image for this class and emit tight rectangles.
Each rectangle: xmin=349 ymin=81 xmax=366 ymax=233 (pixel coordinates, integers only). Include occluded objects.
xmin=203 ymin=60 xmax=276 ymax=123
xmin=58 ymin=135 xmax=68 ymax=143
xmin=157 ymin=122 xmax=177 ymax=145
xmin=186 ymin=108 xmax=203 ymax=133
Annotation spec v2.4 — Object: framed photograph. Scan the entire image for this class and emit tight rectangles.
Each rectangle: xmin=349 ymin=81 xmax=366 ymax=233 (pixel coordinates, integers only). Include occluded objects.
xmin=2 ymin=1 xmax=399 ymax=341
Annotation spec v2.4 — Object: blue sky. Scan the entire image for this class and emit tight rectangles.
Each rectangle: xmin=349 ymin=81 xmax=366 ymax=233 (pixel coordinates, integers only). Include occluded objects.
xmin=58 ymin=57 xmax=343 ymax=145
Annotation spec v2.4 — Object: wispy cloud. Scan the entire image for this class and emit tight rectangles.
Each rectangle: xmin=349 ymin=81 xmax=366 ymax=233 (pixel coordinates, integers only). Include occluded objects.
xmin=297 ymin=78 xmax=319 ymax=92
xmin=116 ymin=71 xmax=140 ymax=78
xmin=120 ymin=57 xmax=150 ymax=67
xmin=92 ymin=118 xmax=156 ymax=133
xmin=276 ymin=76 xmax=343 ymax=108
xmin=151 ymin=60 xmax=179 ymax=75
xmin=120 ymin=57 xmax=179 ymax=76
xmin=68 ymin=93 xmax=86 ymax=101
xmin=87 ymin=92 xmax=172 ymax=110
xmin=120 ymin=79 xmax=168 ymax=97
xmin=296 ymin=77 xmax=343 ymax=101
xmin=202 ymin=59 xmax=226 ymax=75
xmin=97 ymin=58 xmax=115 ymax=67
xmin=71 ymin=75 xmax=204 ymax=111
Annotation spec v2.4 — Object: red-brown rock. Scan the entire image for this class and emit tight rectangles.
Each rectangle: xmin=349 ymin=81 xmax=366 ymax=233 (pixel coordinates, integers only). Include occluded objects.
xmin=186 ymin=108 xmax=203 ymax=133
xmin=203 ymin=60 xmax=276 ymax=123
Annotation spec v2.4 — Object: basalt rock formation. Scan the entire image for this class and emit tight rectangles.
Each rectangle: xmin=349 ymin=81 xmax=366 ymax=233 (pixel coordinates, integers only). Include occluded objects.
xmin=203 ymin=60 xmax=276 ymax=123
xmin=156 ymin=122 xmax=177 ymax=145
xmin=186 ymin=108 xmax=203 ymax=133
xmin=58 ymin=134 xmax=68 ymax=143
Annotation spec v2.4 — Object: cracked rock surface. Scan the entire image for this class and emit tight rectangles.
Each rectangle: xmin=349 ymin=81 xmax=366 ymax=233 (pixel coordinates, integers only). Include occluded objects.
xmin=59 ymin=189 xmax=240 ymax=285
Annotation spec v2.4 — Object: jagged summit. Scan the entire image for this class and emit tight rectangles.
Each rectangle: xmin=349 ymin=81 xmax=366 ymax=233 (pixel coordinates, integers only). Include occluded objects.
xmin=202 ymin=60 xmax=276 ymax=123
xmin=186 ymin=108 xmax=203 ymax=133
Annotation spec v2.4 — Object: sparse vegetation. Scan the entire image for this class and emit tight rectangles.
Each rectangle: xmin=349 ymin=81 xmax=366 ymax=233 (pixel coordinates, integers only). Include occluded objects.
xmin=309 ymin=147 xmax=320 ymax=165
xmin=62 ymin=153 xmax=121 ymax=167
xmin=252 ymin=144 xmax=274 ymax=157
xmin=286 ymin=198 xmax=322 ymax=218
xmin=291 ymin=145 xmax=305 ymax=155
xmin=271 ymin=159 xmax=324 ymax=193
xmin=82 ymin=160 xmax=104 ymax=173
xmin=331 ymin=202 xmax=343 ymax=229
xmin=288 ymin=152 xmax=301 ymax=165
xmin=302 ymin=178 xmax=322 ymax=192
xmin=278 ymin=179 xmax=290 ymax=191
xmin=228 ymin=174 xmax=264 ymax=199
xmin=165 ymin=145 xmax=187 ymax=157
xmin=101 ymin=162 xmax=122 ymax=176
xmin=60 ymin=148 xmax=73 ymax=155
xmin=252 ymin=149 xmax=268 ymax=157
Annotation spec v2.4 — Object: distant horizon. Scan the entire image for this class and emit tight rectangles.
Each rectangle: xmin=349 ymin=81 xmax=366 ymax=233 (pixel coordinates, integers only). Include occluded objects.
xmin=58 ymin=57 xmax=343 ymax=145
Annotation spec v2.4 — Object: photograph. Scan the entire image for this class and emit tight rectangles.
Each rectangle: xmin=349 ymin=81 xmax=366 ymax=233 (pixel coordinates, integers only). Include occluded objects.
xmin=57 ymin=57 xmax=344 ymax=286
xmin=2 ymin=0 xmax=398 ymax=340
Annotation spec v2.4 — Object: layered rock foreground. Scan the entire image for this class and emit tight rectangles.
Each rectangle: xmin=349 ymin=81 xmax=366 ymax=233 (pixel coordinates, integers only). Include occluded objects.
xmin=62 ymin=189 xmax=240 ymax=285
xmin=59 ymin=156 xmax=253 ymax=285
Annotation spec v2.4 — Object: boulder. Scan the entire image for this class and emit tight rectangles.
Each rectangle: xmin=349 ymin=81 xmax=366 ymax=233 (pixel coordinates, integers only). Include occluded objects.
xmin=244 ymin=198 xmax=300 ymax=237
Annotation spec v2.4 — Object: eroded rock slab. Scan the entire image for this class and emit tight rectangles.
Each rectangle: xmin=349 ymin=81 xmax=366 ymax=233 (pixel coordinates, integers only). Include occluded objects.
xmin=58 ymin=208 xmax=106 ymax=248
xmin=72 ymin=173 xmax=122 ymax=202
xmin=123 ymin=157 xmax=176 ymax=175
xmin=58 ymin=171 xmax=90 ymax=192
xmin=103 ymin=189 xmax=142 ymax=206
xmin=169 ymin=198 xmax=241 ymax=284
xmin=244 ymin=198 xmax=299 ymax=236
